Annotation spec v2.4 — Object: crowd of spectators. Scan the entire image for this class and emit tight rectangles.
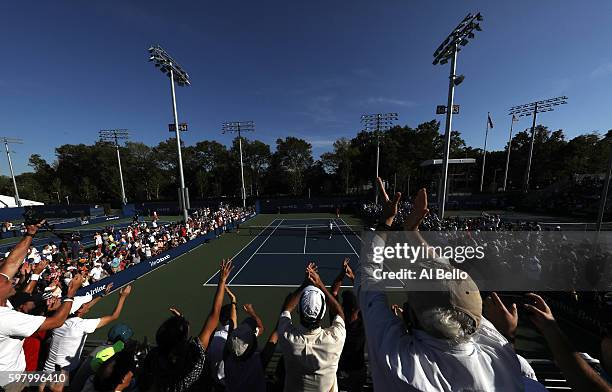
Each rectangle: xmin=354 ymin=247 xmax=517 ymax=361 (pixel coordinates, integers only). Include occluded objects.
xmin=1 ymin=183 xmax=611 ymax=391
xmin=4 ymin=205 xmax=254 ymax=293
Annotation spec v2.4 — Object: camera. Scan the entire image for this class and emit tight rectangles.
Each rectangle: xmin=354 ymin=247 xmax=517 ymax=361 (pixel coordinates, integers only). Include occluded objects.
xmin=23 ymin=207 xmax=45 ymax=226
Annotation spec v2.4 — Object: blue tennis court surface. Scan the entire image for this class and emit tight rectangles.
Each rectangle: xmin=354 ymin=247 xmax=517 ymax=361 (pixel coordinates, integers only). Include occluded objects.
xmin=204 ymin=218 xmax=362 ymax=287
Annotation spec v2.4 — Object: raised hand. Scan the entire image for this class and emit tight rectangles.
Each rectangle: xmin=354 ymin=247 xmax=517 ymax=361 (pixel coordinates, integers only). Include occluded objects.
xmin=26 ymin=219 xmax=46 ymax=236
xmin=524 ymin=293 xmax=556 ymax=334
xmin=377 ymin=177 xmax=401 ymax=226
xmin=484 ymin=292 xmax=518 ymax=340
xmin=119 ymin=285 xmax=132 ymax=297
xmin=225 ymin=286 xmax=237 ymax=303
xmin=20 ymin=263 xmax=31 ymax=276
xmin=243 ymin=303 xmax=255 ymax=315
xmin=343 ymin=259 xmax=355 ymax=281
xmin=404 ymin=188 xmax=429 ymax=231
xmin=306 ymin=262 xmax=324 ymax=288
xmin=219 ymin=259 xmax=233 ymax=283
xmin=67 ymin=274 xmax=83 ymax=297
xmin=391 ymin=304 xmax=404 ymax=317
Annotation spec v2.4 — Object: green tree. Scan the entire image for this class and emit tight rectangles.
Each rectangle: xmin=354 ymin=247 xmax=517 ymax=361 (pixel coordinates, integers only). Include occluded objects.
xmin=274 ymin=137 xmax=313 ymax=195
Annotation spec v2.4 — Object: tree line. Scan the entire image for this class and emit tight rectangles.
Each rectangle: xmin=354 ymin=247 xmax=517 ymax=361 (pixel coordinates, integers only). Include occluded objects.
xmin=4 ymin=119 xmax=611 ymax=204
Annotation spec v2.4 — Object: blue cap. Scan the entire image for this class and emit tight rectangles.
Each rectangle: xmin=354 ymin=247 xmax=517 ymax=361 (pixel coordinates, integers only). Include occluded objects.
xmin=107 ymin=323 xmax=134 ymax=343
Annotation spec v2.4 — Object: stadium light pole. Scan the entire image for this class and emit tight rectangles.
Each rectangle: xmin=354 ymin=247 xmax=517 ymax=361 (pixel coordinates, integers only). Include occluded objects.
xmin=99 ymin=129 xmax=129 ymax=205
xmin=509 ymin=96 xmax=568 ymax=192
xmin=222 ymin=121 xmax=255 ymax=208
xmin=0 ymin=137 xmax=23 ymax=207
xmin=597 ymin=145 xmax=612 ymax=232
xmin=361 ymin=113 xmax=398 ymax=204
xmin=433 ymin=12 xmax=483 ymax=219
xmin=502 ymin=114 xmax=519 ymax=192
xmin=479 ymin=113 xmax=493 ymax=193
xmin=148 ymin=45 xmax=191 ymax=222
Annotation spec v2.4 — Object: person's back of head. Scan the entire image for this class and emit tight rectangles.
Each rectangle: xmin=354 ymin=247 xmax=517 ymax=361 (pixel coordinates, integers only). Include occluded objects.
xmin=155 ymin=315 xmax=190 ymax=359
xmin=406 ymin=265 xmax=481 ymax=344
xmin=299 ymin=285 xmax=326 ymax=330
xmin=417 ymin=306 xmax=478 ymax=343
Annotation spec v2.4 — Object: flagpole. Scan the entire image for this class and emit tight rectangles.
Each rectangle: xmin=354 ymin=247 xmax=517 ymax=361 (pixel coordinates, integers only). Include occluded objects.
xmin=502 ymin=115 xmax=516 ymax=192
xmin=479 ymin=113 xmax=491 ymax=192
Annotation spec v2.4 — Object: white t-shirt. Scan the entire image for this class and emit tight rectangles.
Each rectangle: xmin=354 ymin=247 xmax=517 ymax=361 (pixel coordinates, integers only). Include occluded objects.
xmin=44 ymin=317 xmax=101 ymax=372
xmin=0 ymin=307 xmax=45 ymax=372
xmin=89 ymin=266 xmax=103 ymax=281
xmin=355 ymin=234 xmax=547 ymax=392
xmin=277 ymin=311 xmax=346 ymax=392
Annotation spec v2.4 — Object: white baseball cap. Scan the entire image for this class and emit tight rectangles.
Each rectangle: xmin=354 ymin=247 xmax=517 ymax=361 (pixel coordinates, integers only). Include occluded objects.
xmin=299 ymin=285 xmax=326 ymax=324
xmin=70 ymin=294 xmax=93 ymax=314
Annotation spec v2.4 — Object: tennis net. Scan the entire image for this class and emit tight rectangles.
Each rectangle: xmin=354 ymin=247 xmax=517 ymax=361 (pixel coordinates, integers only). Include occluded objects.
xmin=248 ymin=224 xmax=363 ymax=237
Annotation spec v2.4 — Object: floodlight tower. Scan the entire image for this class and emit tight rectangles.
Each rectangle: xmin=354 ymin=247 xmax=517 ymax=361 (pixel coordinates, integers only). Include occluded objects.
xmin=148 ymin=45 xmax=191 ymax=222
xmin=0 ymin=137 xmax=23 ymax=207
xmin=222 ymin=121 xmax=255 ymax=208
xmin=509 ymin=96 xmax=568 ymax=192
xmin=502 ymin=114 xmax=519 ymax=192
xmin=432 ymin=12 xmax=483 ymax=219
xmin=99 ymin=129 xmax=129 ymax=205
xmin=361 ymin=113 xmax=398 ymax=204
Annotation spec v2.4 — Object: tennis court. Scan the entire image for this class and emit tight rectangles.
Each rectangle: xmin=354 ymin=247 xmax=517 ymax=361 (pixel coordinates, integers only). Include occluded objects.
xmin=203 ymin=218 xmax=363 ymax=287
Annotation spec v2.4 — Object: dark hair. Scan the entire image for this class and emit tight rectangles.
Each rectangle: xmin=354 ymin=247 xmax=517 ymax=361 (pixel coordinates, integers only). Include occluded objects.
xmin=155 ymin=315 xmax=190 ymax=355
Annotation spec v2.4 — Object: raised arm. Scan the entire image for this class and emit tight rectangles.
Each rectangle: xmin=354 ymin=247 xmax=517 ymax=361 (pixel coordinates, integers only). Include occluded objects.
xmin=22 ymin=259 xmax=48 ymax=294
xmin=0 ymin=220 xmax=45 ymax=279
xmin=198 ymin=258 xmax=232 ymax=350
xmin=484 ymin=292 xmax=518 ymax=344
xmin=225 ymin=286 xmax=238 ymax=330
xmin=525 ymin=293 xmax=611 ymax=392
xmin=260 ymin=319 xmax=279 ymax=369
xmin=243 ymin=303 xmax=264 ymax=336
xmin=403 ymin=187 xmax=429 ymax=231
xmin=37 ymin=274 xmax=82 ymax=331
xmin=97 ymin=285 xmax=131 ymax=329
xmin=331 ymin=257 xmax=350 ymax=298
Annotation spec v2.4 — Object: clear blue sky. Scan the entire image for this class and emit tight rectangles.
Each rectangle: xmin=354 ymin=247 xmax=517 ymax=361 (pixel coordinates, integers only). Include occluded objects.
xmin=2 ymin=0 xmax=612 ymax=174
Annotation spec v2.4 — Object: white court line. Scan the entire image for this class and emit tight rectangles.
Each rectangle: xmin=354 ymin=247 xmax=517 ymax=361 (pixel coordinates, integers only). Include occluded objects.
xmin=203 ymin=218 xmax=278 ymax=285
xmin=333 ymin=220 xmax=359 ymax=256
xmin=226 ymin=284 xmax=356 ymax=288
xmin=228 ymin=219 xmax=284 ymax=284
xmin=340 ymin=218 xmax=364 ymax=243
xmin=220 ymin=283 xmax=406 ymax=289
xmin=303 ymin=225 xmax=308 ymax=254
xmin=258 ymin=252 xmax=356 ymax=255
xmin=339 ymin=218 xmax=407 ymax=288
xmin=275 ymin=218 xmax=339 ymax=221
